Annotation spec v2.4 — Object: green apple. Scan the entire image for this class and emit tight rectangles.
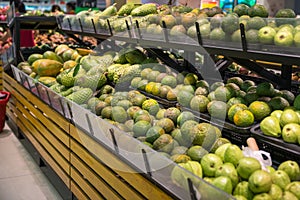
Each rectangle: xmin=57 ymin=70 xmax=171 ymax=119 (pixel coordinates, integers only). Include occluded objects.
xmin=212 ymin=176 xmax=233 ymax=194
xmin=274 ymin=31 xmax=294 ymax=47
xmin=278 ymin=161 xmax=300 ymax=181
xmin=223 ymin=144 xmax=244 ymax=167
xmin=248 ymin=170 xmax=272 ymax=194
xmin=294 ymin=32 xmax=300 ymax=47
xmin=237 ymin=157 xmax=262 ymax=180
xmin=253 ymin=193 xmax=272 ymax=200
xmin=258 ymin=26 xmax=276 ymax=44
xmin=233 ymin=181 xmax=254 ymax=200
xmin=215 ymin=162 xmax=239 ymax=188
xmin=271 ymin=170 xmax=291 ymax=190
xmin=200 ymin=153 xmax=223 ymax=177
xmin=268 ymin=184 xmax=282 ymax=200
xmin=282 ymin=123 xmax=300 ymax=143
xmin=215 ymin=143 xmax=231 ymax=161
xmin=285 ymin=181 xmax=300 ymax=199
xmin=281 ymin=191 xmax=298 ymax=200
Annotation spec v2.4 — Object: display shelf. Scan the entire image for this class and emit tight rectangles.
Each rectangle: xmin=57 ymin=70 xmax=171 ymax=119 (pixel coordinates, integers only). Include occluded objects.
xmin=56 ymin=15 xmax=300 ymax=90
xmin=5 ymin=67 xmax=234 ymax=200
xmin=250 ymin=124 xmax=300 ymax=167
xmin=8 ymin=16 xmax=57 ymax=30
xmin=3 ymin=72 xmax=71 ymax=198
xmin=8 ymin=15 xmax=58 ymax=64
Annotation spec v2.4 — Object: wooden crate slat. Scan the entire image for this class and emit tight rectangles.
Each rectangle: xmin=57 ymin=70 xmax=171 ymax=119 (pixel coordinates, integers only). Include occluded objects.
xmin=70 ymin=125 xmax=173 ymax=200
xmin=71 ymin=181 xmax=90 ymax=200
xmin=15 ymin=100 xmax=70 ymax=161
xmin=71 ymin=167 xmax=105 ymax=200
xmin=16 ymin=117 xmax=70 ymax=187
xmin=10 ymin=85 xmax=69 ymax=147
xmin=71 ymin=140 xmax=145 ymax=200
xmin=3 ymin=73 xmax=69 ymax=132
xmin=16 ymin=104 xmax=70 ymax=175
xmin=71 ymin=153 xmax=124 ymax=200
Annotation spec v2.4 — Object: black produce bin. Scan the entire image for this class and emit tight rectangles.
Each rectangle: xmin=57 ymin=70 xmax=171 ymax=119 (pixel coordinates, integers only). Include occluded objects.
xmin=0 ymin=91 xmax=10 ymax=132
xmin=250 ymin=124 xmax=300 ymax=167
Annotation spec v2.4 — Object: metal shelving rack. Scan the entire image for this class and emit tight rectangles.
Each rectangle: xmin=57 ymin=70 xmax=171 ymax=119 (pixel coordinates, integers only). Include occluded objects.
xmin=57 ymin=16 xmax=300 ymax=90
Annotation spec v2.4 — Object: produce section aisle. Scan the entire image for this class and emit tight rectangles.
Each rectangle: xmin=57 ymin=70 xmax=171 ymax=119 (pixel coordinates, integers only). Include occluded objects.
xmin=0 ymin=123 xmax=63 ymax=200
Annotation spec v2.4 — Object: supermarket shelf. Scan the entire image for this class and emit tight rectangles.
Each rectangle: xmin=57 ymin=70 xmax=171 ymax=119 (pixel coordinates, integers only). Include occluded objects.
xmin=8 ymin=65 xmax=234 ymax=200
xmin=57 ymin=18 xmax=299 ymax=89
xmin=8 ymin=16 xmax=58 ymax=30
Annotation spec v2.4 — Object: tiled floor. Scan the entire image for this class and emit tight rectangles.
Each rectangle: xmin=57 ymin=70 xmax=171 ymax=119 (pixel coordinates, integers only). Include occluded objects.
xmin=0 ymin=123 xmax=63 ymax=200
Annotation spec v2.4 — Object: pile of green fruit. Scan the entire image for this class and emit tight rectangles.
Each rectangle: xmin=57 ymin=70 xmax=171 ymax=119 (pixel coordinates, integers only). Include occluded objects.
xmin=130 ymin=67 xmax=297 ymax=128
xmin=260 ymin=96 xmax=300 ymax=145
xmin=171 ymin=142 xmax=300 ymax=199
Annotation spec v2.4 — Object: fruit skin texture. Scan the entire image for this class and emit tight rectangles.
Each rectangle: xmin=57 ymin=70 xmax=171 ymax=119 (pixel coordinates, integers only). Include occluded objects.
xmin=171 ymin=160 xmax=202 ymax=190
xmin=111 ymin=106 xmax=128 ymax=123
xmin=285 ymin=181 xmax=300 ymax=199
xmin=248 ymin=170 xmax=272 ymax=194
xmin=32 ymin=59 xmax=63 ymax=77
xmin=233 ymin=181 xmax=254 ymax=200
xmin=278 ymin=161 xmax=300 ymax=181
xmin=252 ymin=193 xmax=272 ymax=200
xmin=228 ymin=103 xmax=248 ymax=122
xmin=132 ymin=120 xmax=151 ymax=137
xmin=294 ymin=94 xmax=300 ymax=110
xmin=268 ymin=184 xmax=282 ymax=200
xmin=200 ymin=153 xmax=223 ymax=177
xmin=130 ymin=3 xmax=157 ymax=16
xmin=249 ymin=101 xmax=271 ymax=121
xmin=281 ymin=191 xmax=298 ymax=200
xmin=258 ymin=26 xmax=276 ymax=45
xmin=233 ymin=110 xmax=255 ymax=127
xmin=260 ymin=116 xmax=281 ymax=138
xmin=215 ymin=162 xmax=239 ymax=188
xmin=280 ymin=109 xmax=299 ymax=127
xmin=212 ymin=176 xmax=233 ymax=194
xmin=274 ymin=31 xmax=294 ymax=47
xmin=237 ymin=157 xmax=262 ymax=180
xmin=152 ymin=134 xmax=174 ymax=153
xmin=270 ymin=170 xmax=291 ymax=190
xmin=223 ymin=144 xmax=244 ymax=167
xmin=282 ymin=123 xmax=300 ymax=143
xmin=66 ymin=88 xmax=93 ymax=105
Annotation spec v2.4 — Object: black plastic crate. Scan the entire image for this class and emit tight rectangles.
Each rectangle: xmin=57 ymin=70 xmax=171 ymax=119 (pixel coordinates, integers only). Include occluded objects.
xmin=250 ymin=124 xmax=300 ymax=166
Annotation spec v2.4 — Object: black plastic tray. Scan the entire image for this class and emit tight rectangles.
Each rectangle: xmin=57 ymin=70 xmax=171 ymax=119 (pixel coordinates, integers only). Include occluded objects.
xmin=261 ymin=44 xmax=300 ymax=56
xmin=224 ymin=71 xmax=268 ymax=84
xmin=250 ymin=124 xmax=300 ymax=166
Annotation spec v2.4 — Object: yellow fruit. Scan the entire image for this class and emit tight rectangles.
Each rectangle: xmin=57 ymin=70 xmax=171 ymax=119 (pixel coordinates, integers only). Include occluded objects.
xmin=233 ymin=110 xmax=255 ymax=127
xmin=145 ymin=82 xmax=156 ymax=93
xmin=228 ymin=103 xmax=248 ymax=122
xmin=249 ymin=101 xmax=271 ymax=121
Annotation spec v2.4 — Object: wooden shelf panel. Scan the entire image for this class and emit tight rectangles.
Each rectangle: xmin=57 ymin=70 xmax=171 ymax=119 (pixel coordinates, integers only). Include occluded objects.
xmin=70 ymin=125 xmax=173 ymax=200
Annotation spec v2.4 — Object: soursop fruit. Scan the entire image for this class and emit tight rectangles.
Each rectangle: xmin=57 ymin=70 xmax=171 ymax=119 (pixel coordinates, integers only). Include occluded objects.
xmin=66 ymin=88 xmax=93 ymax=105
